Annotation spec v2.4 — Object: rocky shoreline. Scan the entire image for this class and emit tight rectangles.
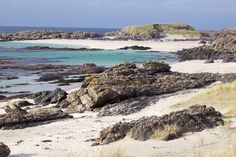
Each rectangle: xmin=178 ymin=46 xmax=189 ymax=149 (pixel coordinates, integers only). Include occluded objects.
xmin=176 ymin=29 xmax=236 ymax=62
xmin=1 ymin=61 xmax=236 ymax=157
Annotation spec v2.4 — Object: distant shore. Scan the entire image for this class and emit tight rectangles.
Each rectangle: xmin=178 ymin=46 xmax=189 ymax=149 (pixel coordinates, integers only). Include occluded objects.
xmin=16 ymin=39 xmax=202 ymax=52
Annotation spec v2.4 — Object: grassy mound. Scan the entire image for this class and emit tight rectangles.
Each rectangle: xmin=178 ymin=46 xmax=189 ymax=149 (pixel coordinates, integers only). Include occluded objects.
xmin=175 ymin=81 xmax=236 ymax=117
xmin=121 ymin=24 xmax=162 ymax=38
xmin=121 ymin=23 xmax=201 ymax=37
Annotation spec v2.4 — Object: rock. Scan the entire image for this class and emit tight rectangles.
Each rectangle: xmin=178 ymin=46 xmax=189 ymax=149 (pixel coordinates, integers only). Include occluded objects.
xmin=0 ymin=106 xmax=72 ymax=129
xmin=0 ymin=76 xmax=19 ymax=80
xmin=12 ymin=100 xmax=34 ymax=107
xmin=22 ymin=46 xmax=103 ymax=51
xmin=34 ymin=88 xmax=68 ymax=106
xmin=5 ymin=104 xmax=28 ymax=115
xmin=222 ymin=54 xmax=236 ymax=63
xmin=140 ymin=61 xmax=171 ymax=74
xmin=205 ymin=58 xmax=214 ymax=63
xmin=93 ymin=105 xmax=223 ymax=145
xmin=176 ymin=29 xmax=236 ymax=62
xmin=37 ymin=74 xmax=64 ymax=82
xmin=119 ymin=45 xmax=151 ymax=50
xmin=71 ymin=64 xmax=106 ymax=74
xmin=0 ymin=64 xmax=106 ymax=77
xmin=98 ymin=96 xmax=159 ymax=116
xmin=66 ymin=61 xmax=223 ymax=113
xmin=57 ymin=99 xmax=70 ymax=109
xmin=0 ymin=142 xmax=10 ymax=157
xmin=0 ymin=31 xmax=103 ymax=41
xmin=0 ymin=95 xmax=6 ymax=100
xmin=200 ymin=40 xmax=207 ymax=44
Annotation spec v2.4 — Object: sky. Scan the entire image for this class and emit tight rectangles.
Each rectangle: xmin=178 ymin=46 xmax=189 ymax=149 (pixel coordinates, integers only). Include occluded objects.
xmin=0 ymin=0 xmax=236 ymax=30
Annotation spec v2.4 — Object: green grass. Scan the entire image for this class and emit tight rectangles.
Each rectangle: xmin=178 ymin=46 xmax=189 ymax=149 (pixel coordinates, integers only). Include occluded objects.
xmin=159 ymin=23 xmax=201 ymax=36
xmin=121 ymin=24 xmax=161 ymax=37
xmin=175 ymin=81 xmax=236 ymax=118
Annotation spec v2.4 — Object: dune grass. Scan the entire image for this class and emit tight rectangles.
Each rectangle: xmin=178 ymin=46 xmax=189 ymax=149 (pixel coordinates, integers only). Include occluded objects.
xmin=175 ymin=81 xmax=236 ymax=118
xmin=152 ymin=124 xmax=181 ymax=141
xmin=193 ymin=138 xmax=236 ymax=157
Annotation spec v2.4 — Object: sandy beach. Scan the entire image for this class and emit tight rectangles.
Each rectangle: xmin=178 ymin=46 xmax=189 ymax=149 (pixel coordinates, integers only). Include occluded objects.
xmin=172 ymin=60 xmax=236 ymax=74
xmin=1 ymin=87 xmax=235 ymax=157
xmin=16 ymin=39 xmax=202 ymax=52
xmin=1 ymin=39 xmax=236 ymax=157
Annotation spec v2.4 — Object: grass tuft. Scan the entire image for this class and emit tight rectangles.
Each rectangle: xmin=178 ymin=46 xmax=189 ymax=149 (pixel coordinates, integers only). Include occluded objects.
xmin=152 ymin=124 xmax=182 ymax=141
xmin=175 ymin=81 xmax=236 ymax=118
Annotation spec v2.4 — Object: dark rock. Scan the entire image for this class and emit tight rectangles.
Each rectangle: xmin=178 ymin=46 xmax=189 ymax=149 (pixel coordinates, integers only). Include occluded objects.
xmin=205 ymin=58 xmax=214 ymax=63
xmin=12 ymin=100 xmax=34 ymax=107
xmin=57 ymin=99 xmax=70 ymax=109
xmin=33 ymin=88 xmax=67 ymax=105
xmin=222 ymin=54 xmax=236 ymax=63
xmin=98 ymin=96 xmax=159 ymax=116
xmin=22 ymin=46 xmax=103 ymax=51
xmin=37 ymin=74 xmax=64 ymax=82
xmin=119 ymin=45 xmax=151 ymax=50
xmin=0 ymin=142 xmax=10 ymax=157
xmin=0 ymin=76 xmax=19 ymax=80
xmin=0 ymin=95 xmax=6 ymax=100
xmin=93 ymin=105 xmax=223 ymax=145
xmin=0 ymin=31 xmax=103 ymax=41
xmin=0 ymin=105 xmax=72 ymax=129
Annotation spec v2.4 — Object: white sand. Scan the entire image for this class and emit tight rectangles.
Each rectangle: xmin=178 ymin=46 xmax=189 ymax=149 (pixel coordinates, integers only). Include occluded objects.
xmin=1 ymin=88 xmax=235 ymax=157
xmin=172 ymin=60 xmax=236 ymax=74
xmin=2 ymin=39 xmax=236 ymax=156
xmin=16 ymin=39 xmax=201 ymax=52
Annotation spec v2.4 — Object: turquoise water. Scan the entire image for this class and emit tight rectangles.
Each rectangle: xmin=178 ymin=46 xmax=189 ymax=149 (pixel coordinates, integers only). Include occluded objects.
xmin=0 ymin=42 xmax=177 ymax=66
xmin=0 ymin=41 xmax=177 ymax=95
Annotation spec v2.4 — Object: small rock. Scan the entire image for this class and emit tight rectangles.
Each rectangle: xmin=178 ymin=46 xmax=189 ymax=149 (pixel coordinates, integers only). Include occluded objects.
xmin=0 ymin=142 xmax=10 ymax=157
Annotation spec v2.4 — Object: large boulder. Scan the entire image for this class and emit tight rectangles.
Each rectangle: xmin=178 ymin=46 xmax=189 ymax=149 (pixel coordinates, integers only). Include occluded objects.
xmin=93 ymin=105 xmax=223 ymax=145
xmin=33 ymin=88 xmax=68 ymax=106
xmin=66 ymin=61 xmax=221 ymax=113
xmin=0 ymin=142 xmax=10 ymax=157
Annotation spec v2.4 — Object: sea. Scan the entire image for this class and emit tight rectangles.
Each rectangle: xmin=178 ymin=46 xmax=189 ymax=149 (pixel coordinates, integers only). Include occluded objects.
xmin=0 ymin=26 xmax=118 ymax=33
xmin=0 ymin=26 xmax=177 ymax=95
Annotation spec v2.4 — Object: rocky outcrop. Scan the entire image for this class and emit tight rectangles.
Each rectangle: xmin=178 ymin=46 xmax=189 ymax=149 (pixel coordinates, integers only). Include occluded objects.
xmin=93 ymin=105 xmax=223 ymax=145
xmin=0 ymin=31 xmax=102 ymax=41
xmin=0 ymin=63 xmax=105 ymax=74
xmin=0 ymin=142 xmax=10 ymax=157
xmin=176 ymin=46 xmax=236 ymax=62
xmin=211 ymin=29 xmax=236 ymax=52
xmin=177 ymin=29 xmax=236 ymax=62
xmin=0 ymin=105 xmax=72 ymax=129
xmin=65 ymin=61 xmax=224 ymax=113
xmin=33 ymin=88 xmax=68 ymax=106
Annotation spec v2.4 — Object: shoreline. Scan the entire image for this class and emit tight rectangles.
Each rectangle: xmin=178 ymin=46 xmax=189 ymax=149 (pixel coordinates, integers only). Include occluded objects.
xmin=15 ymin=39 xmax=202 ymax=52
